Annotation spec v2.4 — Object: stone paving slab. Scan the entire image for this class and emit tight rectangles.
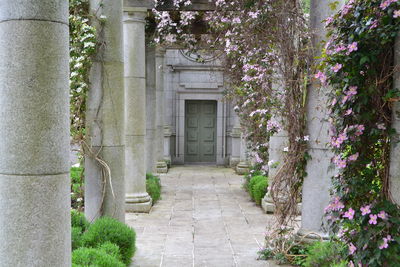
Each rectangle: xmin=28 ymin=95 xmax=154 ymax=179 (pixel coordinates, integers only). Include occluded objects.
xmin=127 ymin=166 xmax=287 ymax=267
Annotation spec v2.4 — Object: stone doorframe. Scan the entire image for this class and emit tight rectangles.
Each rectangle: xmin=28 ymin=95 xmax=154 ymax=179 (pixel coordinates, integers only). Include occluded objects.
xmin=174 ymin=91 xmax=227 ymax=165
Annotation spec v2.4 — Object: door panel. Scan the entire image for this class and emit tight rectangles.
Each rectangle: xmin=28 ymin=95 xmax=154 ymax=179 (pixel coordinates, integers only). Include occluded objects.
xmin=185 ymin=100 xmax=217 ymax=163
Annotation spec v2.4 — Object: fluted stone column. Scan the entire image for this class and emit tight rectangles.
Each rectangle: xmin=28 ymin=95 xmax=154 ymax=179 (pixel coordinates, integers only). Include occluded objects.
xmin=85 ymin=0 xmax=126 ymax=222
xmin=390 ymin=34 xmax=400 ymax=205
xmin=0 ymin=0 xmax=71 ymax=265
xmin=155 ymin=47 xmax=168 ymax=173
xmin=145 ymin=47 xmax=157 ymax=174
xmin=236 ymin=133 xmax=250 ymax=175
xmin=230 ymin=113 xmax=241 ymax=168
xmin=261 ymin=129 xmax=289 ymax=213
xmin=123 ymin=7 xmax=152 ymax=212
xmin=298 ymin=0 xmax=344 ymax=238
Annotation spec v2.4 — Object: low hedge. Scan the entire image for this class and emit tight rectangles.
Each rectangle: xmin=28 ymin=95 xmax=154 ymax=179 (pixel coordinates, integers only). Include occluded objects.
xmin=248 ymin=175 xmax=268 ymax=205
xmin=80 ymin=217 xmax=136 ymax=265
xmin=146 ymin=173 xmax=161 ymax=204
xmin=71 ymin=211 xmax=136 ymax=266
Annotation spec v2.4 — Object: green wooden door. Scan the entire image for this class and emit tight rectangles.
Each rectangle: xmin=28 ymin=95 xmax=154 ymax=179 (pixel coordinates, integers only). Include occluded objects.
xmin=185 ymin=100 xmax=217 ymax=163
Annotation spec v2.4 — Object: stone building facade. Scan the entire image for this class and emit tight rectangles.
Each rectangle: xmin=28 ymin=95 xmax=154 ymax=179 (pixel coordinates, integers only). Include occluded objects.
xmin=156 ymin=49 xmax=241 ymax=167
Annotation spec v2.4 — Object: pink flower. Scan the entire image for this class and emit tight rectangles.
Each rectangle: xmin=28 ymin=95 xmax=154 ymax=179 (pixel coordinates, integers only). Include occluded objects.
xmin=378 ymin=211 xmax=388 ymax=220
xmin=377 ymin=123 xmax=386 ymax=130
xmin=369 ymin=214 xmax=378 ymax=225
xmin=343 ymin=208 xmax=355 ymax=220
xmin=348 ymin=153 xmax=359 ymax=161
xmin=347 ymin=86 xmax=358 ymax=96
xmin=379 ymin=235 xmax=393 ymax=250
xmin=332 ymin=63 xmax=343 ymax=73
xmin=370 ymin=20 xmax=379 ymax=29
xmin=315 ymin=71 xmax=327 ymax=84
xmin=360 ymin=205 xmax=371 ymax=216
xmin=349 ymin=243 xmax=357 ymax=255
xmin=348 ymin=42 xmax=358 ymax=53
xmin=345 ymin=109 xmax=353 ymax=116
xmin=325 ymin=16 xmax=334 ymax=25
xmin=355 ymin=125 xmax=365 ymax=136
xmin=394 ymin=10 xmax=400 ymax=18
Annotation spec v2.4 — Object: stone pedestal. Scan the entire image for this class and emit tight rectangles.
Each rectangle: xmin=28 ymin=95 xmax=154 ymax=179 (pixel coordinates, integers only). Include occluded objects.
xmin=0 ymin=0 xmax=71 ymax=265
xmin=155 ymin=47 xmax=168 ymax=173
xmin=261 ymin=130 xmax=288 ymax=213
xmin=230 ymin=113 xmax=241 ymax=168
xmin=390 ymin=34 xmax=400 ymax=205
xmin=85 ymin=0 xmax=126 ymax=222
xmin=236 ymin=133 xmax=250 ymax=175
xmin=123 ymin=7 xmax=152 ymax=213
xmin=298 ymin=0 xmax=344 ymax=237
xmin=164 ymin=125 xmax=173 ymax=165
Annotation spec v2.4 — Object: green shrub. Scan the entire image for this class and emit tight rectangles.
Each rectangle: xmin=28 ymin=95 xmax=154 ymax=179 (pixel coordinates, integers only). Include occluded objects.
xmin=72 ymin=247 xmax=124 ymax=267
xmin=146 ymin=173 xmax=161 ymax=204
xmin=98 ymin=242 xmax=123 ymax=262
xmin=71 ymin=210 xmax=89 ymax=231
xmin=81 ymin=217 xmax=136 ymax=265
xmin=304 ymin=241 xmax=346 ymax=267
xmin=71 ymin=167 xmax=84 ymax=209
xmin=248 ymin=175 xmax=267 ymax=202
xmin=252 ymin=177 xmax=268 ymax=205
xmin=243 ymin=169 xmax=263 ymax=192
xmin=72 ymin=226 xmax=83 ymax=250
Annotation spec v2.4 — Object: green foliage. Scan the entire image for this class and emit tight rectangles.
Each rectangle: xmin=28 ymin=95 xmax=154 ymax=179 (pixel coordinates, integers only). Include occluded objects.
xmin=72 ymin=227 xmax=83 ymax=250
xmin=97 ymin=242 xmax=123 ymax=263
xmin=248 ymin=175 xmax=268 ymax=205
xmin=146 ymin=173 xmax=162 ymax=204
xmin=243 ymin=168 xmax=263 ymax=192
xmin=71 ymin=167 xmax=84 ymax=210
xmin=252 ymin=176 xmax=268 ymax=205
xmin=69 ymin=0 xmax=98 ymax=140
xmin=320 ymin=0 xmax=400 ymax=265
xmin=71 ymin=209 xmax=89 ymax=231
xmin=72 ymin=246 xmax=125 ymax=267
xmin=81 ymin=217 xmax=136 ymax=265
xmin=304 ymin=241 xmax=346 ymax=267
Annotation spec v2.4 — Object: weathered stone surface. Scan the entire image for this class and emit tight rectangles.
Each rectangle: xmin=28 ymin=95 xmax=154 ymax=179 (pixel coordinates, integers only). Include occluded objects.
xmin=0 ymin=0 xmax=68 ymax=24
xmin=0 ymin=21 xmax=69 ymax=175
xmin=0 ymin=1 xmax=70 ymax=264
xmin=127 ymin=166 xmax=283 ymax=267
xmin=146 ymin=47 xmax=157 ymax=173
xmin=124 ymin=8 xmax=152 ymax=212
xmin=86 ymin=0 xmax=126 ymax=222
xmin=390 ymin=34 xmax=400 ymax=205
xmin=85 ymin=146 xmax=126 ymax=222
xmin=0 ymin=174 xmax=71 ymax=266
xmin=299 ymin=0 xmax=345 ymax=235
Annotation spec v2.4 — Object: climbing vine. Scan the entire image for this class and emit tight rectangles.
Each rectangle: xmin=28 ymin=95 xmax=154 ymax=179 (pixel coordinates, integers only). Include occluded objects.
xmin=152 ymin=0 xmax=311 ymax=262
xmin=69 ymin=0 xmax=98 ymax=142
xmin=320 ymin=0 xmax=400 ymax=265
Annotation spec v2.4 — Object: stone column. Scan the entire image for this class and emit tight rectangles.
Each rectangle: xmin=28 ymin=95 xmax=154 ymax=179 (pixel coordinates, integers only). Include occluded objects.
xmin=85 ymin=0 xmax=126 ymax=222
xmin=0 ymin=0 xmax=71 ymax=265
xmin=236 ymin=133 xmax=250 ymax=175
xmin=230 ymin=112 xmax=241 ymax=168
xmin=145 ymin=47 xmax=157 ymax=174
xmin=123 ymin=7 xmax=152 ymax=212
xmin=261 ymin=129 xmax=289 ymax=213
xmin=298 ymin=0 xmax=344 ymax=238
xmin=164 ymin=125 xmax=173 ymax=164
xmin=389 ymin=34 xmax=400 ymax=205
xmin=155 ymin=47 xmax=168 ymax=173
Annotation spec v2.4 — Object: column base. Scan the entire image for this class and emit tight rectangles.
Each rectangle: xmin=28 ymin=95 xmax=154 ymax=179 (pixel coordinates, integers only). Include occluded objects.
xmin=156 ymin=161 xmax=168 ymax=173
xmin=236 ymin=161 xmax=250 ymax=175
xmin=295 ymin=228 xmax=329 ymax=244
xmin=125 ymin=193 xmax=152 ymax=213
xmin=261 ymin=195 xmax=302 ymax=215
xmin=229 ymin=156 xmax=240 ymax=168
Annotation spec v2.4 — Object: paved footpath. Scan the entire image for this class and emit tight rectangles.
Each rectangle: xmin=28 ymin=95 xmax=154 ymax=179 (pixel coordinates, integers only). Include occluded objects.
xmin=127 ymin=166 xmax=282 ymax=267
